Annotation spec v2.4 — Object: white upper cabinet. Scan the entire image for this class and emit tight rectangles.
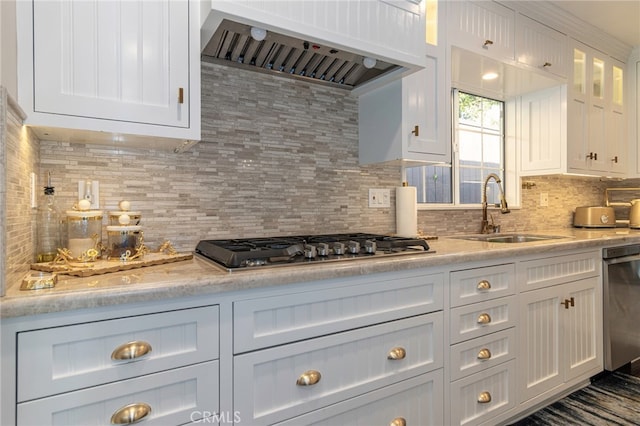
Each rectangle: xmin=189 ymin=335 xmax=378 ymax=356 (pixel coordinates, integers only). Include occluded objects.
xmin=567 ymin=39 xmax=625 ymax=176
xmin=17 ymin=0 xmax=201 ymax=143
xmin=518 ymin=85 xmax=566 ymax=175
xmin=520 ymin=40 xmax=626 ymax=178
xmin=447 ymin=1 xmax=515 ymax=63
xmin=515 ymin=14 xmax=567 ymax=78
xmin=358 ymin=0 xmax=449 ymax=165
xmin=359 ymin=57 xmax=450 ymax=165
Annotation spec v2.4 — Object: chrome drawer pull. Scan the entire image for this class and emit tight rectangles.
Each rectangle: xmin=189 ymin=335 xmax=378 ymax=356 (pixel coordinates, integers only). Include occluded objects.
xmin=477 ymin=313 xmax=492 ymax=325
xmin=387 ymin=347 xmax=407 ymax=360
xmin=477 ymin=391 xmax=492 ymax=404
xmin=111 ymin=341 xmax=152 ymax=361
xmin=296 ymin=370 xmax=321 ymax=386
xmin=477 ymin=280 xmax=491 ymax=291
xmin=110 ymin=402 xmax=151 ymax=424
xmin=477 ymin=348 xmax=492 ymax=360
xmin=390 ymin=417 xmax=407 ymax=426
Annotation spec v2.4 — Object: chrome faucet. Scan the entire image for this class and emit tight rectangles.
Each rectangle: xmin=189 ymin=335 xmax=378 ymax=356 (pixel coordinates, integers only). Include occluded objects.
xmin=481 ymin=173 xmax=510 ymax=234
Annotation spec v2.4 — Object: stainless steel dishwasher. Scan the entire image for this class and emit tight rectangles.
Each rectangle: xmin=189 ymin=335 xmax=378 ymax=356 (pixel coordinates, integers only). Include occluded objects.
xmin=603 ymin=244 xmax=640 ymax=371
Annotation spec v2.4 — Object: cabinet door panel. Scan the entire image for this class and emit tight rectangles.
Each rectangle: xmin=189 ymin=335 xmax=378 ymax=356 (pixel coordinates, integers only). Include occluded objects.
xmin=519 ymin=86 xmax=565 ymax=174
xmin=450 ymin=263 xmax=515 ymax=307
xmin=519 ymin=286 xmax=563 ymax=403
xmin=234 ymin=313 xmax=443 ymax=425
xmin=565 ymin=277 xmax=602 ymax=381
xmin=450 ymin=296 xmax=517 ymax=344
xmin=234 ymin=272 xmax=443 ymax=353
xmin=18 ymin=305 xmax=219 ymax=402
xmin=447 ymin=0 xmax=515 ymax=61
xmin=515 ymin=14 xmax=567 ymax=78
xmin=32 ymin=0 xmax=189 ymax=127
xmin=17 ymin=361 xmax=218 ymax=426
xmin=275 ymin=371 xmax=444 ymax=426
xmin=449 ymin=360 xmax=516 ymax=426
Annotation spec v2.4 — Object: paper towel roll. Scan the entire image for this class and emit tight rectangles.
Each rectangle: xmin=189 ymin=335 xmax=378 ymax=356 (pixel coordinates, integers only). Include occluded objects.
xmin=396 ymin=185 xmax=417 ymax=237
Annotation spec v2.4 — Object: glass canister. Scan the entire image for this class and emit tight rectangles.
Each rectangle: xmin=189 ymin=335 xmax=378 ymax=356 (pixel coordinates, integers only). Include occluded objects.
xmin=106 ymin=225 xmax=143 ymax=261
xmin=66 ymin=210 xmax=103 ymax=261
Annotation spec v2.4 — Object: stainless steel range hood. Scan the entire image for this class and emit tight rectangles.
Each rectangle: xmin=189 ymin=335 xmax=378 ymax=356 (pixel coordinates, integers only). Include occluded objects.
xmin=201 ymin=19 xmax=404 ymax=91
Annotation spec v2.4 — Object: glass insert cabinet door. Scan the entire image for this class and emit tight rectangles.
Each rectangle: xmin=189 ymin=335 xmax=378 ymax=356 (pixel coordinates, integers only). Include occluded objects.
xmin=573 ymin=48 xmax=586 ymax=95
xmin=592 ymin=57 xmax=605 ymax=100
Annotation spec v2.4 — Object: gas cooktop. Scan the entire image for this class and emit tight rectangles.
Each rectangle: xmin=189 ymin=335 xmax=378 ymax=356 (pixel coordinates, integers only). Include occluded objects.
xmin=195 ymin=233 xmax=432 ymax=270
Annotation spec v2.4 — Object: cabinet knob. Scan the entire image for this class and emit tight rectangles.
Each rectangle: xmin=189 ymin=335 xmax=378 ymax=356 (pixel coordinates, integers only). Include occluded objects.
xmin=542 ymin=62 xmax=552 ymax=68
xmin=477 ymin=348 xmax=492 ymax=360
xmin=110 ymin=402 xmax=152 ymax=424
xmin=483 ymin=39 xmax=494 ymax=49
xmin=612 ymin=156 xmax=619 ymax=163
xmin=390 ymin=417 xmax=407 ymax=426
xmin=111 ymin=341 xmax=152 ymax=360
xmin=477 ymin=313 xmax=492 ymax=325
xmin=476 ymin=280 xmax=491 ymax=291
xmin=387 ymin=347 xmax=407 ymax=360
xmin=477 ymin=391 xmax=492 ymax=404
xmin=296 ymin=370 xmax=322 ymax=386
xmin=411 ymin=125 xmax=419 ymax=137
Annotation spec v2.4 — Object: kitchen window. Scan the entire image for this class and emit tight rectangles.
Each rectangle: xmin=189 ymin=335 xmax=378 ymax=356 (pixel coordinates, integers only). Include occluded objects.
xmin=406 ymin=90 xmax=505 ymax=206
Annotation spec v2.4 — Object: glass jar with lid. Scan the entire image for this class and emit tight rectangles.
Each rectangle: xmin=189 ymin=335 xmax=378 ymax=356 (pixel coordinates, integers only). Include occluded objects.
xmin=66 ymin=209 xmax=103 ymax=261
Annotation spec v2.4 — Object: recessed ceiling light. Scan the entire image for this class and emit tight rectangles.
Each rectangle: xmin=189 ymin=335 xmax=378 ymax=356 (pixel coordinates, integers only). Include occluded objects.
xmin=482 ymin=72 xmax=499 ymax=80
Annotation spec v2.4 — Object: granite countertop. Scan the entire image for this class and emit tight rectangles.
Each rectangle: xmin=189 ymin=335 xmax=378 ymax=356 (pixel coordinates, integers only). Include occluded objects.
xmin=3 ymin=228 xmax=640 ymax=319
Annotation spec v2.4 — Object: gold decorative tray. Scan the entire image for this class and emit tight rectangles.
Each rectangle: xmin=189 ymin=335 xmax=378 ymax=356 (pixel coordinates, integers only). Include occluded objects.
xmin=31 ymin=252 xmax=193 ymax=277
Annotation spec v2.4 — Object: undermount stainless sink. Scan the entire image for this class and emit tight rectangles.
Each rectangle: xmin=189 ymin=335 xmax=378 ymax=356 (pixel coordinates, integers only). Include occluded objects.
xmin=453 ymin=233 xmax=568 ymax=243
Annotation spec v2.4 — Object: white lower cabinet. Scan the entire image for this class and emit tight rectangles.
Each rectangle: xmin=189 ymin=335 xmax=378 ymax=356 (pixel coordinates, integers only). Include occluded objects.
xmin=234 ymin=312 xmax=443 ymax=425
xmin=8 ymin=304 xmax=220 ymax=426
xmin=450 ymin=361 xmax=516 ymax=426
xmin=518 ymin=276 xmax=602 ymax=403
xmin=275 ymin=371 xmax=444 ymax=426
xmin=448 ymin=262 xmax=518 ymax=426
xmin=17 ymin=361 xmax=219 ymax=426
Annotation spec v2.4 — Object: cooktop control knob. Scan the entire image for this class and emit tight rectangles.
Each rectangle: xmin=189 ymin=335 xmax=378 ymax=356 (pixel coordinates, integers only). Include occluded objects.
xmin=348 ymin=241 xmax=360 ymax=254
xmin=317 ymin=243 xmax=330 ymax=256
xmin=333 ymin=242 xmax=345 ymax=255
xmin=304 ymin=244 xmax=317 ymax=259
xmin=364 ymin=240 xmax=377 ymax=254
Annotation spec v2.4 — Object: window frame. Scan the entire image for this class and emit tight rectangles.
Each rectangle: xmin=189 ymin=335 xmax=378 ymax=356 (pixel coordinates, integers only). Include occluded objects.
xmin=409 ymin=89 xmax=519 ymax=210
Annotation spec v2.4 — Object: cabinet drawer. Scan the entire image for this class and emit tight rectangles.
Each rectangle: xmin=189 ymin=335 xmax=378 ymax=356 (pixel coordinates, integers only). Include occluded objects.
xmin=17 ymin=361 xmax=218 ymax=426
xmin=18 ymin=305 xmax=219 ymax=402
xmin=450 ymin=328 xmax=516 ymax=382
xmin=275 ymin=370 xmax=444 ymax=426
xmin=450 ymin=263 xmax=515 ymax=307
xmin=449 ymin=360 xmax=516 ymax=426
xmin=234 ymin=313 xmax=443 ymax=425
xmin=518 ymin=251 xmax=600 ymax=292
xmin=234 ymin=272 xmax=443 ymax=353
xmin=450 ymin=296 xmax=517 ymax=344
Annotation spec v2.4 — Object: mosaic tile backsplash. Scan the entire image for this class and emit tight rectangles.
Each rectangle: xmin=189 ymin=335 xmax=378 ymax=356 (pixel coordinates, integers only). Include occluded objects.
xmin=2 ymin=62 xmax=637 ymax=293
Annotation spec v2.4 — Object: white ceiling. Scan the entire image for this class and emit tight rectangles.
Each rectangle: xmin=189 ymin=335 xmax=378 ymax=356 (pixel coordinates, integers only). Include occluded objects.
xmin=551 ymin=1 xmax=640 ymax=47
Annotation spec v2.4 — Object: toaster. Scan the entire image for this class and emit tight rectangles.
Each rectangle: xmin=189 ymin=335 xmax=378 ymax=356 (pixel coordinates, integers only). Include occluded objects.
xmin=573 ymin=206 xmax=616 ymax=228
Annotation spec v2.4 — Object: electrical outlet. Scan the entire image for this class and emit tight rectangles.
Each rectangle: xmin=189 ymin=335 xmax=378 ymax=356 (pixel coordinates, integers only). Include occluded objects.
xmin=368 ymin=189 xmax=391 ymax=208
xmin=78 ymin=180 xmax=100 ymax=209
xmin=540 ymin=192 xmax=549 ymax=207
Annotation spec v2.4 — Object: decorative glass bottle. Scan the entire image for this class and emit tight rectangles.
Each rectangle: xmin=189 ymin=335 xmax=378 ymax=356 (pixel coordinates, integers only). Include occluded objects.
xmin=36 ymin=173 xmax=61 ymax=262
